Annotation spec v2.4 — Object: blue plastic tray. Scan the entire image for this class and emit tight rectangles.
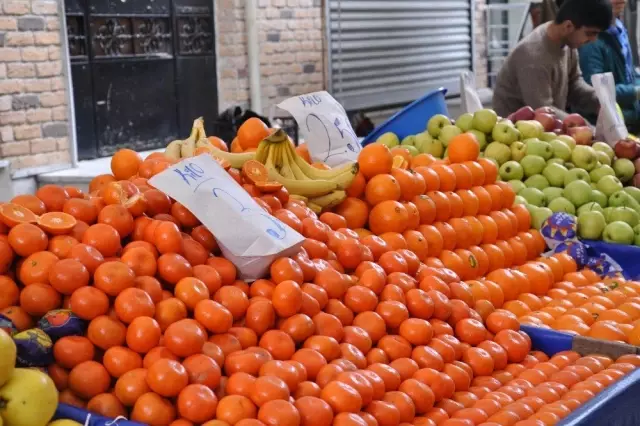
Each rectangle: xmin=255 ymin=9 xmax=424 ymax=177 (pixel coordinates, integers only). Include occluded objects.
xmin=360 ymin=88 xmax=449 ymax=146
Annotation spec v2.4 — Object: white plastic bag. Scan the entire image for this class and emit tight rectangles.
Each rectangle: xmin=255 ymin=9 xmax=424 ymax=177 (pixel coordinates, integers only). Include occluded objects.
xmin=460 ymin=71 xmax=484 ymax=114
xmin=593 ymin=72 xmax=628 ymax=145
xmin=277 ymin=91 xmax=361 ymax=167
xmin=149 ymin=155 xmax=304 ymax=280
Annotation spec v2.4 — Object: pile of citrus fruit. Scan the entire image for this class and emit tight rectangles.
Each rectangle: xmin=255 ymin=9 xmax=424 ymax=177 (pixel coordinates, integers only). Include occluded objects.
xmin=0 ymin=132 xmax=639 ymax=426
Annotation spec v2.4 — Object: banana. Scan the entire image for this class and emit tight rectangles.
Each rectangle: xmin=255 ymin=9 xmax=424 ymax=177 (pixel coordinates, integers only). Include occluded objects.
xmin=208 ymin=146 xmax=256 ymax=169
xmin=289 ymin=194 xmax=309 ymax=204
xmin=328 ymin=163 xmax=359 ymax=190
xmin=164 ymin=140 xmax=183 ymax=161
xmin=267 ymin=166 xmax=338 ymax=198
xmin=307 ymin=202 xmax=323 ymax=214
xmin=282 ymin=144 xmax=310 ymax=181
xmin=309 ymin=190 xmax=347 ymax=210
xmin=255 ymin=141 xmax=270 ymax=164
xmin=196 ymin=138 xmax=213 ymax=149
xmin=265 ymin=128 xmax=290 ymax=144
xmin=283 ymin=141 xmax=360 ymax=180
xmin=181 ymin=137 xmax=196 ymax=158
xmin=194 ymin=116 xmax=206 ymax=139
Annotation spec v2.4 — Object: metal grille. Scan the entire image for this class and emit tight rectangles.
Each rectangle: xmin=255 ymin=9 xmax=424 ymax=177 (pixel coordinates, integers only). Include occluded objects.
xmin=326 ymin=0 xmax=474 ymax=111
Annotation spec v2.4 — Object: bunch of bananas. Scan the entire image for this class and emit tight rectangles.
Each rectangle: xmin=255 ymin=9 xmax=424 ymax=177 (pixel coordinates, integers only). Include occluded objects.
xmin=164 ymin=117 xmax=256 ymax=169
xmin=256 ymin=129 xmax=358 ymax=211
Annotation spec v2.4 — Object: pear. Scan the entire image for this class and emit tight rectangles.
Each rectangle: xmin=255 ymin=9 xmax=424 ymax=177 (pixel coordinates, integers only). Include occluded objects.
xmin=0 ymin=368 xmax=58 ymax=426
xmin=0 ymin=329 xmax=16 ymax=388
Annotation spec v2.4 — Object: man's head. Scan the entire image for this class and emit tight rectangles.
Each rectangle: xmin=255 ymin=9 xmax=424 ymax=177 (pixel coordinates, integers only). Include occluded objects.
xmin=554 ymin=0 xmax=613 ymax=48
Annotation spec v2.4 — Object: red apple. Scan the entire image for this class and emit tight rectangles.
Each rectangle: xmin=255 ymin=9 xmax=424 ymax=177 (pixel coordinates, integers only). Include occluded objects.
xmin=614 ymin=139 xmax=640 ymax=159
xmin=508 ymin=106 xmax=535 ymax=123
xmin=634 ymin=157 xmax=640 ymax=174
xmin=562 ymin=113 xmax=587 ymax=134
xmin=633 ymin=173 xmax=640 ymax=188
xmin=568 ymin=126 xmax=594 ymax=145
xmin=535 ymin=106 xmax=556 ymax=117
xmin=534 ymin=112 xmax=556 ymax=132
xmin=553 ymin=119 xmax=563 ymax=132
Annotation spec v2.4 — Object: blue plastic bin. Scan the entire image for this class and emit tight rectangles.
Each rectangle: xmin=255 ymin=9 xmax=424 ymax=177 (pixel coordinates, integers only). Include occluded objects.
xmin=360 ymin=88 xmax=449 ymax=146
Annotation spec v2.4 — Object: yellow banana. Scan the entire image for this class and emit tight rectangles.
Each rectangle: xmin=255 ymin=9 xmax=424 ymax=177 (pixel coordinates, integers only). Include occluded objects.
xmin=255 ymin=141 xmax=270 ymax=164
xmin=283 ymin=144 xmax=310 ymax=181
xmin=289 ymin=194 xmax=309 ymax=204
xmin=307 ymin=202 xmax=323 ymax=214
xmin=266 ymin=166 xmax=338 ymax=197
xmin=196 ymin=138 xmax=213 ymax=149
xmin=265 ymin=128 xmax=289 ymax=144
xmin=181 ymin=138 xmax=196 ymax=158
xmin=309 ymin=190 xmax=347 ymax=210
xmin=329 ymin=163 xmax=359 ymax=190
xmin=208 ymin=146 xmax=256 ymax=169
xmin=283 ymin=141 xmax=359 ymax=180
xmin=164 ymin=140 xmax=183 ymax=161
xmin=194 ymin=116 xmax=206 ymax=139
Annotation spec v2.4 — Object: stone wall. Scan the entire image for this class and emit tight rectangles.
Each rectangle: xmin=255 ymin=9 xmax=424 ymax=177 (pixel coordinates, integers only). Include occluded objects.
xmin=0 ymin=0 xmax=70 ymax=174
xmin=215 ymin=0 xmax=325 ymax=115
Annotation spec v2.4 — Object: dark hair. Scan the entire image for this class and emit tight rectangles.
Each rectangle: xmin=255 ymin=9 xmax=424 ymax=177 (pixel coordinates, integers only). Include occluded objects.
xmin=554 ymin=0 xmax=613 ymax=31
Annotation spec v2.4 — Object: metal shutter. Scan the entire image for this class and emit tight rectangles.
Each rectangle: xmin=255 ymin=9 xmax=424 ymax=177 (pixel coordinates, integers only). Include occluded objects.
xmin=326 ymin=0 xmax=475 ymax=111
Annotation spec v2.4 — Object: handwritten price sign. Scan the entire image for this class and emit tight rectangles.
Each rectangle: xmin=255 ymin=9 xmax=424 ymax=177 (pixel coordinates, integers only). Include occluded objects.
xmin=278 ymin=91 xmax=361 ymax=167
xmin=150 ymin=155 xmax=304 ymax=280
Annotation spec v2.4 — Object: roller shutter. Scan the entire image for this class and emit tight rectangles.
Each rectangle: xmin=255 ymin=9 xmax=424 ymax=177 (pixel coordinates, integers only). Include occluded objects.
xmin=326 ymin=0 xmax=475 ymax=111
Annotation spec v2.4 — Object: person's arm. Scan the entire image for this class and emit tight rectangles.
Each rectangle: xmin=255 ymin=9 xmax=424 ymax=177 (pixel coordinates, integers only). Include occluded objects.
xmin=579 ymin=42 xmax=638 ymax=107
xmin=515 ymin=65 xmax=571 ymax=120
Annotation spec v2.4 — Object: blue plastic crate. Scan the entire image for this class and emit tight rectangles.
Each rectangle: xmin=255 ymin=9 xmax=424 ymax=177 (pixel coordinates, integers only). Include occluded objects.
xmin=360 ymin=88 xmax=449 ymax=146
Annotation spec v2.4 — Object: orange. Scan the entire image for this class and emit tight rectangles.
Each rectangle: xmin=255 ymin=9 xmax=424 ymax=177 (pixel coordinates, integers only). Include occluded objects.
xmin=359 ymin=144 xmax=393 ymax=178
xmin=431 ymin=165 xmax=457 ymax=192
xmin=238 ymin=118 xmax=270 ymax=150
xmin=369 ymin=201 xmax=409 ymax=235
xmin=448 ymin=133 xmax=480 ymax=163
xmin=365 ymin=174 xmax=402 ymax=205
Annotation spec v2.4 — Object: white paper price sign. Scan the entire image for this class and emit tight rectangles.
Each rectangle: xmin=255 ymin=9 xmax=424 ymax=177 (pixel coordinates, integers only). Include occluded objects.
xmin=278 ymin=91 xmax=361 ymax=167
xmin=593 ymin=72 xmax=628 ymax=145
xmin=149 ymin=155 xmax=304 ymax=280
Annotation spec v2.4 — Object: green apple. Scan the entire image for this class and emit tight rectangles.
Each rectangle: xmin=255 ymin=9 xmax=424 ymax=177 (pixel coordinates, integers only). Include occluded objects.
xmin=571 ymin=145 xmax=598 ymax=171
xmin=377 ymin=132 xmax=400 ymax=148
xmin=509 ymin=180 xmax=527 ymax=194
xmin=420 ymin=135 xmax=444 ymax=158
xmin=511 ymin=141 xmax=527 ymax=161
xmin=455 ymin=113 xmax=474 ymax=132
xmin=623 ymin=186 xmax=640 ymax=203
xmin=540 ymin=132 xmax=558 ymax=142
xmin=525 ymin=139 xmax=553 ymax=160
xmin=401 ymin=135 xmax=416 ymax=146
xmin=516 ymin=120 xmax=544 ymax=140
xmin=439 ymin=125 xmax=463 ymax=147
xmin=543 ymin=187 xmax=564 ymax=202
xmin=413 ymin=132 xmax=431 ymax=152
xmin=608 ymin=191 xmax=640 ymax=210
xmin=550 ymin=139 xmax=572 ymax=161
xmin=404 ymin=145 xmax=420 ymax=157
xmin=499 ymin=161 xmax=524 ymax=181
xmin=634 ymin=224 xmax=640 ymax=246
xmin=556 ymin=135 xmax=577 ymax=150
xmin=0 ymin=329 xmax=15 ymax=387
xmin=530 ymin=206 xmax=554 ymax=229
xmin=525 ymin=175 xmax=550 ymax=190
xmin=427 ymin=114 xmax=451 ymax=138
xmin=564 ymin=180 xmax=592 ymax=207
xmin=564 ymin=168 xmax=591 ymax=186
xmin=565 ymin=162 xmax=575 ymax=169
xmin=547 ymin=158 xmax=565 ymax=166
xmin=0 ymin=368 xmax=58 ymax=426
xmin=589 ymin=165 xmax=615 ymax=183
xmin=596 ymin=175 xmax=624 ymax=197
xmin=472 ymin=109 xmax=499 ymax=133
xmin=613 ymin=158 xmax=636 ymax=183
xmin=591 ymin=190 xmax=608 ymax=208
xmin=578 ymin=210 xmax=607 ymax=239
xmin=485 ymin=142 xmax=512 ymax=165
xmin=595 ymin=151 xmax=612 ymax=166
xmin=542 ymin=163 xmax=568 ymax=187
xmin=492 ymin=122 xmax=521 ymax=145
xmin=548 ymin=197 xmax=576 ymax=214
xmin=592 ymin=141 xmax=615 ymax=160
xmin=609 ymin=207 xmax=640 ymax=227
xmin=577 ymin=202 xmax=605 ymax=215
xmin=514 ymin=195 xmax=528 ymax=205
xmin=520 ymin=187 xmax=546 ymax=206
xmin=603 ymin=221 xmax=635 ymax=244
xmin=467 ymin=130 xmax=488 ymax=150
xmin=521 ymin=155 xmax=546 ymax=178
xmin=603 ymin=207 xmax=615 ymax=222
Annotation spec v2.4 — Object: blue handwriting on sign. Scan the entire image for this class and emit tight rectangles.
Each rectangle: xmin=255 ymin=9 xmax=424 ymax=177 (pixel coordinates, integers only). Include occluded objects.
xmin=299 ymin=94 xmax=323 ymax=107
xmin=173 ymin=162 xmax=206 ymax=186
xmin=211 ymin=187 xmax=287 ymax=240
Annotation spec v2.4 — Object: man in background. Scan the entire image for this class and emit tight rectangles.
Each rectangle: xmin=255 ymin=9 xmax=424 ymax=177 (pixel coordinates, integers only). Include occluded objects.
xmin=492 ymin=0 xmax=612 ymax=120
xmin=579 ymin=0 xmax=640 ymax=130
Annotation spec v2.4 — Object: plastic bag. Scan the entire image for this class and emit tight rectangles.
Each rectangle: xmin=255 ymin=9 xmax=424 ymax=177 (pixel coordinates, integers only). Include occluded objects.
xmin=460 ymin=71 xmax=484 ymax=114
xmin=593 ymin=72 xmax=629 ymax=145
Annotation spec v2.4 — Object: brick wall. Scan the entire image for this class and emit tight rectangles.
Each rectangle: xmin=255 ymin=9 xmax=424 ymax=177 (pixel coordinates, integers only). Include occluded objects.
xmin=0 ymin=0 xmax=70 ymax=174
xmin=215 ymin=0 xmax=325 ymax=115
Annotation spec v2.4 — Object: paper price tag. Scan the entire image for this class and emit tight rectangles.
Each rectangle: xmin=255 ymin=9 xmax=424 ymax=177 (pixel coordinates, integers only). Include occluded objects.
xmin=149 ymin=155 xmax=304 ymax=280
xmin=460 ymin=71 xmax=483 ymax=114
xmin=593 ymin=72 xmax=628 ymax=145
xmin=278 ymin=91 xmax=361 ymax=167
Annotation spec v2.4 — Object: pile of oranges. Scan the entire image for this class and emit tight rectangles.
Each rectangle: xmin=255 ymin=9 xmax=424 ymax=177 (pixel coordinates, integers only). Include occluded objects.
xmin=0 ymin=132 xmax=638 ymax=426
